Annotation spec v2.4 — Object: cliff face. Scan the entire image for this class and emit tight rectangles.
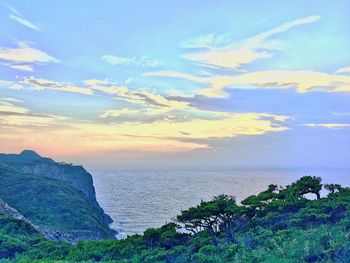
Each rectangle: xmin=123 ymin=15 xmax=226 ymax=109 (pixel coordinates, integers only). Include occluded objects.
xmin=20 ymin=161 xmax=112 ymax=225
xmin=0 ymin=150 xmax=115 ymax=243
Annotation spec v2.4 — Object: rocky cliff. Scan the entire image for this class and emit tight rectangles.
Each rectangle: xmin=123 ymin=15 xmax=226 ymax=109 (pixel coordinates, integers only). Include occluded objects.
xmin=0 ymin=150 xmax=115 ymax=243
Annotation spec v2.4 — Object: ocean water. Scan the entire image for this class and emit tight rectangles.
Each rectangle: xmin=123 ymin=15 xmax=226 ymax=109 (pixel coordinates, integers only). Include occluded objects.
xmin=91 ymin=168 xmax=350 ymax=239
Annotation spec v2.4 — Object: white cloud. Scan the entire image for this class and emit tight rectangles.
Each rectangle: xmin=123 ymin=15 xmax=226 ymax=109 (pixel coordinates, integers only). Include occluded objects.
xmin=0 ymin=79 xmax=23 ymax=90
xmin=335 ymin=67 xmax=350 ymax=74
xmin=0 ymin=41 xmax=59 ymax=63
xmin=0 ymin=77 xmax=290 ymax=154
xmin=22 ymin=77 xmax=93 ymax=95
xmin=102 ymin=55 xmax=163 ymax=67
xmin=83 ymin=79 xmax=109 ymax=86
xmin=0 ymin=97 xmax=22 ymax=103
xmin=102 ymin=55 xmax=132 ymax=65
xmin=4 ymin=77 xmax=190 ymax=109
xmin=9 ymin=14 xmax=40 ymax=31
xmin=0 ymin=41 xmax=60 ymax=72
xmin=146 ymin=69 xmax=350 ymax=97
xmin=0 ymin=100 xmax=28 ymax=114
xmin=84 ymin=79 xmax=190 ymax=108
xmin=0 ymin=99 xmax=68 ymax=131
xmin=9 ymin=64 xmax=33 ymax=72
xmin=182 ymin=16 xmax=320 ymax=70
xmin=6 ymin=5 xmax=40 ymax=31
xmin=93 ymin=111 xmax=289 ymax=142
xmin=100 ymin=108 xmax=142 ymax=118
xmin=305 ymin=123 xmax=350 ymax=128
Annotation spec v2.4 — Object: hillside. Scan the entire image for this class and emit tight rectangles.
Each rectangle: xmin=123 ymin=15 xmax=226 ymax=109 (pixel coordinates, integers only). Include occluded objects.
xmin=0 ymin=151 xmax=115 ymax=244
xmin=1 ymin=174 xmax=350 ymax=262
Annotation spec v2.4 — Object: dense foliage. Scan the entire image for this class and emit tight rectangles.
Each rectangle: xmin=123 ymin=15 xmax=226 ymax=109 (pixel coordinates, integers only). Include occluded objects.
xmin=0 ymin=215 xmax=70 ymax=260
xmin=1 ymin=176 xmax=350 ymax=262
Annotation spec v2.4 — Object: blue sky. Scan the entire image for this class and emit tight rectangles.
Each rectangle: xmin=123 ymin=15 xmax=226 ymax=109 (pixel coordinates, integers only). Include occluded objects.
xmin=0 ymin=0 xmax=350 ymax=168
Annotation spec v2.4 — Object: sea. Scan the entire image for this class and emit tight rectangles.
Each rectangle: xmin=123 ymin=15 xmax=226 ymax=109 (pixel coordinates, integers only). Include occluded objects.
xmin=91 ymin=167 xmax=350 ymax=239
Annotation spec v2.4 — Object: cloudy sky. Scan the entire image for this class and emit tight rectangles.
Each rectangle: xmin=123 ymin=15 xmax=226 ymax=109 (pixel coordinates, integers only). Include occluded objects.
xmin=1 ymin=0 xmax=350 ymax=168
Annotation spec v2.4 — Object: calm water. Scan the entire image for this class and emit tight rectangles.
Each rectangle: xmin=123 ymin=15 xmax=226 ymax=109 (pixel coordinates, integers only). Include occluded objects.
xmin=91 ymin=168 xmax=349 ymax=239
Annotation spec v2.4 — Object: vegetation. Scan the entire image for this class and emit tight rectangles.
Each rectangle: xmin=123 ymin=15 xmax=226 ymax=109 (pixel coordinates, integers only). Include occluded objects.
xmin=0 ymin=215 xmax=70 ymax=260
xmin=1 ymin=176 xmax=350 ymax=262
xmin=0 ymin=161 xmax=113 ymax=238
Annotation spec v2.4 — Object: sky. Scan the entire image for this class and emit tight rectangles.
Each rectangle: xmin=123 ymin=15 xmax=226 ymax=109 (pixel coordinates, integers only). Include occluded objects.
xmin=0 ymin=0 xmax=350 ymax=168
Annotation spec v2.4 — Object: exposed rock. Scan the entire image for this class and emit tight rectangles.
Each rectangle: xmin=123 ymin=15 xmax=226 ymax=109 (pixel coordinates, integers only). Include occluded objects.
xmin=39 ymin=229 xmax=106 ymax=244
xmin=0 ymin=198 xmax=27 ymax=221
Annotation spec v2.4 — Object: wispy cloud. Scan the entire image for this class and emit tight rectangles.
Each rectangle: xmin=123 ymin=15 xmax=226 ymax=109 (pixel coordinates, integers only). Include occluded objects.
xmin=23 ymin=77 xmax=92 ymax=95
xmin=0 ymin=98 xmax=67 ymax=129
xmin=0 ymin=62 xmax=34 ymax=72
xmin=100 ymin=108 xmax=142 ymax=119
xmin=0 ymin=97 xmax=22 ymax=103
xmin=84 ymin=79 xmax=189 ymax=108
xmin=146 ymin=69 xmax=350 ymax=97
xmin=9 ymin=64 xmax=33 ymax=72
xmin=1 ymin=110 xmax=288 ymax=155
xmin=182 ymin=16 xmax=320 ymax=70
xmin=95 ymin=112 xmax=289 ymax=140
xmin=305 ymin=123 xmax=350 ymax=128
xmin=335 ymin=67 xmax=350 ymax=75
xmin=9 ymin=14 xmax=40 ymax=31
xmin=5 ymin=77 xmax=189 ymax=109
xmin=146 ymin=16 xmax=328 ymax=98
xmin=0 ymin=40 xmax=60 ymax=72
xmin=0 ymin=77 xmax=290 ymax=154
xmin=102 ymin=55 xmax=163 ymax=67
xmin=6 ymin=5 xmax=40 ymax=31
xmin=0 ymin=100 xmax=29 ymax=114
xmin=0 ymin=41 xmax=59 ymax=63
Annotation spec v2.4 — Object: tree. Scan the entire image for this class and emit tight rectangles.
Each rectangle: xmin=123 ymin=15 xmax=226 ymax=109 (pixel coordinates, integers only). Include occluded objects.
xmin=177 ymin=195 xmax=243 ymax=245
xmin=177 ymin=200 xmax=220 ymax=246
xmin=143 ymin=228 xmax=161 ymax=249
xmin=241 ymin=184 xmax=279 ymax=209
xmin=143 ymin=223 xmax=189 ymax=250
xmin=294 ymin=176 xmax=322 ymax=200
xmin=324 ymin=184 xmax=342 ymax=195
xmin=279 ymin=176 xmax=322 ymax=201
xmin=213 ymin=195 xmax=247 ymax=243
